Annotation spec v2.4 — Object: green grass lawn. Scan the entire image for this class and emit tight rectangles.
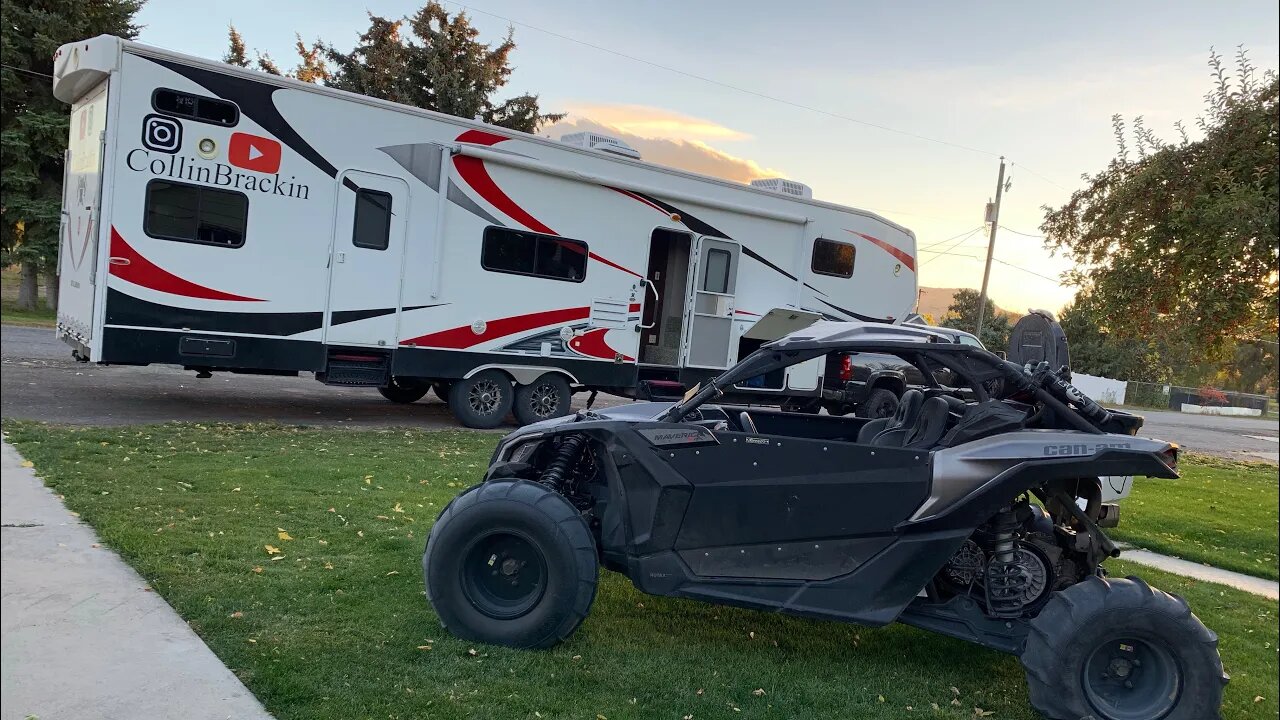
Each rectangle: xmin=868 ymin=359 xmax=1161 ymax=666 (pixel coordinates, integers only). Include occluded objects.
xmin=1 ymin=266 xmax=57 ymax=327
xmin=4 ymin=421 xmax=1277 ymax=720
xmin=1109 ymin=453 xmax=1279 ymax=581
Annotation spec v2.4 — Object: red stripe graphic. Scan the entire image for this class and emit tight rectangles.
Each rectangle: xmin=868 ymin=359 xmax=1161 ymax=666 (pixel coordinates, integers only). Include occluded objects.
xmin=108 ymin=227 xmax=263 ymax=302
xmin=608 ymin=186 xmax=669 ymax=216
xmin=456 ymin=129 xmax=509 ymax=146
xmin=845 ymin=230 xmax=916 ymax=272
xmin=452 ymin=156 xmax=643 ymax=278
xmin=402 ymin=306 xmax=590 ymax=349
xmin=569 ymin=327 xmax=634 ymax=362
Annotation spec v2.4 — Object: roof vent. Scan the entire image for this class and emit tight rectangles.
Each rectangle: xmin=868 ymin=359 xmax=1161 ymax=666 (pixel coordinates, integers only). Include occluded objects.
xmin=559 ymin=131 xmax=641 ymax=160
xmin=750 ymin=178 xmax=812 ymax=199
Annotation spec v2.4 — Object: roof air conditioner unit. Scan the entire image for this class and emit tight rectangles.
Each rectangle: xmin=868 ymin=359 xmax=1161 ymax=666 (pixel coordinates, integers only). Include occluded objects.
xmin=750 ymin=177 xmax=812 ymax=199
xmin=559 ymin=131 xmax=641 ymax=160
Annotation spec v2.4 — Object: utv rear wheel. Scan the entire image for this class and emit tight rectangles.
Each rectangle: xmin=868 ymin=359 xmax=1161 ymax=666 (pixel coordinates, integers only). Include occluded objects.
xmin=378 ymin=378 xmax=430 ymax=404
xmin=423 ymin=479 xmax=598 ymax=649
xmin=513 ymin=374 xmax=572 ymax=425
xmin=857 ymin=388 xmax=899 ymax=418
xmin=448 ymin=371 xmax=513 ymax=429
xmin=1021 ymin=575 xmax=1226 ymax=720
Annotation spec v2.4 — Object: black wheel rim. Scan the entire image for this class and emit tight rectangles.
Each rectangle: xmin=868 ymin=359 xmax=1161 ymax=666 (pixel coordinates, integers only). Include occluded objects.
xmin=460 ymin=531 xmax=547 ymax=619
xmin=527 ymin=382 xmax=561 ymax=419
xmin=468 ymin=379 xmax=503 ymax=416
xmin=1083 ymin=636 xmax=1182 ymax=720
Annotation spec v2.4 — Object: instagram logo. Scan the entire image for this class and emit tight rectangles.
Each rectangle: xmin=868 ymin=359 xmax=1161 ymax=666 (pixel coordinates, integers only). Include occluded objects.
xmin=142 ymin=114 xmax=182 ymax=153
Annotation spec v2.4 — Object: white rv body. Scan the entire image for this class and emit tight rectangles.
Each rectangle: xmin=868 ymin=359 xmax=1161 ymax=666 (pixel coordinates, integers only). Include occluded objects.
xmin=52 ymin=36 xmax=917 ymax=418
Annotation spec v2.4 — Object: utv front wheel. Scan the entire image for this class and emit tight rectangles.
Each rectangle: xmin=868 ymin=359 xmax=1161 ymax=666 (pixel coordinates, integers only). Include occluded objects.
xmin=424 ymin=480 xmax=598 ymax=649
xmin=1021 ymin=575 xmax=1226 ymax=720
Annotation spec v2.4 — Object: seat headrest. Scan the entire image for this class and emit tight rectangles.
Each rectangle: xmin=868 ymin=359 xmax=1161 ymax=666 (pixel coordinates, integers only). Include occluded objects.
xmin=892 ymin=389 xmax=925 ymax=428
xmin=905 ymin=396 xmax=950 ymax=450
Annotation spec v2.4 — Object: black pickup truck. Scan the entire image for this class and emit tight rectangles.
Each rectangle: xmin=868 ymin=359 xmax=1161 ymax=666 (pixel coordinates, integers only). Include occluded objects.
xmin=820 ymin=325 xmax=985 ymax=418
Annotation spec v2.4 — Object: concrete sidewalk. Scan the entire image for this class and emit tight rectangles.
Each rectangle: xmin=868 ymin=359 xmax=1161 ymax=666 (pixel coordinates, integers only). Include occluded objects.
xmin=1119 ymin=547 xmax=1280 ymax=600
xmin=1 ymin=441 xmax=273 ymax=720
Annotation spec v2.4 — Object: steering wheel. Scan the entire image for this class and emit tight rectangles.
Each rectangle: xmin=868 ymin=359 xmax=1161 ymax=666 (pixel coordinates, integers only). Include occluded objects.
xmin=738 ymin=411 xmax=758 ymax=434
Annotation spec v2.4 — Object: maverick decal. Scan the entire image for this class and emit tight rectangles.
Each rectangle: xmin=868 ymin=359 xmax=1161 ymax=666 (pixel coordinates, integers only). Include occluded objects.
xmin=126 ymin=148 xmax=310 ymax=199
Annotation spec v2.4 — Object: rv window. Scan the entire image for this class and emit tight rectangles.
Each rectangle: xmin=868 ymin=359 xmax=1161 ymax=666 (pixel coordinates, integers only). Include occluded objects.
xmin=811 ymin=238 xmax=855 ymax=278
xmin=702 ymin=248 xmax=731 ymax=293
xmin=481 ymin=227 xmax=587 ymax=282
xmin=152 ymin=89 xmax=240 ymax=127
xmin=144 ymin=180 xmax=248 ymax=248
xmin=352 ymin=190 xmax=393 ymax=250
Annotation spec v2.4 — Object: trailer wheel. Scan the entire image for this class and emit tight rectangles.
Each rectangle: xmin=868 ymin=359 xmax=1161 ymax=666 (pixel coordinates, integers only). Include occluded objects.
xmin=513 ymin=374 xmax=572 ymax=425
xmin=1021 ymin=575 xmax=1226 ymax=720
xmin=448 ymin=370 xmax=514 ymax=429
xmin=423 ymin=479 xmax=598 ymax=649
xmin=378 ymin=378 xmax=430 ymax=404
xmin=431 ymin=382 xmax=452 ymax=403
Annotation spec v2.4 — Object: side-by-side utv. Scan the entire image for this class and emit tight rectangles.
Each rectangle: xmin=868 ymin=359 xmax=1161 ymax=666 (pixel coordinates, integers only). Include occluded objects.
xmin=423 ymin=321 xmax=1226 ymax=720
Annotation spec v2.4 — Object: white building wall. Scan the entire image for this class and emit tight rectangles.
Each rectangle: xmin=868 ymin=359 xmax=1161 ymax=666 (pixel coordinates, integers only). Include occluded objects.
xmin=1072 ymin=372 xmax=1128 ymax=406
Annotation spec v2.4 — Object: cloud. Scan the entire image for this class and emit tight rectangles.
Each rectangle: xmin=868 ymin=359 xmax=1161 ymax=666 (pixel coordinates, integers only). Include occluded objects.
xmin=559 ymin=103 xmax=752 ymax=142
xmin=548 ymin=113 xmax=785 ymax=184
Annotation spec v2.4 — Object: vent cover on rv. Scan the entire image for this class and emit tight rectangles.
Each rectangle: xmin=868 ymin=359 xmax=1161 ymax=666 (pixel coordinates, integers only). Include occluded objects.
xmin=559 ymin=131 xmax=641 ymax=160
xmin=751 ymin=177 xmax=813 ymax=199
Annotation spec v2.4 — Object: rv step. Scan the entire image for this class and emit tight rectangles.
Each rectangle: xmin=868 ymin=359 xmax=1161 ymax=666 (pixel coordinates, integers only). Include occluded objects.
xmin=638 ymin=379 xmax=687 ymax=401
xmin=320 ymin=352 xmax=389 ymax=387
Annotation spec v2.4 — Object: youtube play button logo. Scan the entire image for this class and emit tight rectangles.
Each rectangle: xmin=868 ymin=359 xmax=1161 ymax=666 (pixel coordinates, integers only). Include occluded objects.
xmin=228 ymin=132 xmax=282 ymax=174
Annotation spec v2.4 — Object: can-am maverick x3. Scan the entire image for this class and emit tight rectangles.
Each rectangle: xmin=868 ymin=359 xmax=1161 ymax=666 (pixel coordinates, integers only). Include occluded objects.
xmin=423 ymin=321 xmax=1226 ymax=720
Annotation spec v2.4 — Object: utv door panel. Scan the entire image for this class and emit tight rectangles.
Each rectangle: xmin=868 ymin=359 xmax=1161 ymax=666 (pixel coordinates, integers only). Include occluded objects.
xmin=666 ymin=436 xmax=929 ymax=550
xmin=678 ymin=536 xmax=893 ymax=581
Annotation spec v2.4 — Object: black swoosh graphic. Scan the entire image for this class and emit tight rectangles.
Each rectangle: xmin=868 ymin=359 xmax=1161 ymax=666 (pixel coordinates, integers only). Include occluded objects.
xmin=147 ymin=58 xmax=358 ymax=191
xmin=331 ymin=304 xmax=443 ymax=326
xmin=817 ymin=297 xmax=892 ymax=323
xmin=106 ymin=288 xmax=323 ymax=336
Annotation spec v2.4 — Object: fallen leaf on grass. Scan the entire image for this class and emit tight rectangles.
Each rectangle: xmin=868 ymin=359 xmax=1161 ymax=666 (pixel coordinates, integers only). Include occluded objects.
xmin=20 ymin=460 xmax=33 ymax=468
xmin=323 ymin=562 xmax=334 ymax=570
xmin=270 ymin=555 xmax=286 ymax=561
xmin=467 ymin=648 xmax=478 ymax=657
xmin=974 ymin=709 xmax=994 ymax=717
xmin=277 ymin=531 xmax=293 ymax=541
xmin=264 ymin=545 xmax=282 ymax=555
xmin=393 ymin=503 xmax=404 ymax=513
xmin=386 ymin=571 xmax=399 ymax=576
xmin=229 ymin=611 xmax=244 ymax=619
xmin=251 ymin=566 xmax=263 ymax=573
xmin=416 ymin=645 xmax=432 ymax=651
xmin=1256 ymin=696 xmax=1266 ymax=703
xmin=751 ymin=689 xmax=765 ymax=697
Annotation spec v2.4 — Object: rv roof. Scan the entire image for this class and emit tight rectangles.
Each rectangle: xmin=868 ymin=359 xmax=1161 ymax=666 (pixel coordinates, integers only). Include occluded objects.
xmin=52 ymin=35 xmax=912 ymax=236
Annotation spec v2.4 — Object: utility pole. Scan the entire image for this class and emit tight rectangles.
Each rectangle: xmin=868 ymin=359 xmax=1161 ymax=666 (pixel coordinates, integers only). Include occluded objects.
xmin=975 ymin=156 xmax=1006 ymax=341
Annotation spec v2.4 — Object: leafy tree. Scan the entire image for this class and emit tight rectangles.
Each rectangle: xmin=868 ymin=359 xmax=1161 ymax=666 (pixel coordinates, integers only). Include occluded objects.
xmin=1042 ymin=48 xmax=1279 ymax=356
xmin=1 ymin=0 xmax=143 ymax=310
xmin=292 ymin=36 xmax=329 ymax=84
xmin=941 ymin=288 xmax=1012 ymax=351
xmin=324 ymin=4 xmax=563 ymax=132
xmin=223 ymin=25 xmax=249 ymax=67
xmin=1058 ymin=293 xmax=1169 ymax=382
xmin=255 ymin=52 xmax=283 ymax=77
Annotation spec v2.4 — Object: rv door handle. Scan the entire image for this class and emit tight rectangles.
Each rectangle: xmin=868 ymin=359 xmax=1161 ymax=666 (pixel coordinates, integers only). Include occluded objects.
xmin=637 ymin=279 xmax=658 ymax=329
xmin=336 ymin=252 xmax=346 ymax=264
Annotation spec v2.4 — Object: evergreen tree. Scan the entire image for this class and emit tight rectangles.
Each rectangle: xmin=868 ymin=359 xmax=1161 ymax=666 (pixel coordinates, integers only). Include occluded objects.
xmin=940 ymin=289 xmax=1013 ymax=352
xmin=224 ymin=25 xmax=249 ymax=67
xmin=1 ymin=0 xmax=143 ymax=310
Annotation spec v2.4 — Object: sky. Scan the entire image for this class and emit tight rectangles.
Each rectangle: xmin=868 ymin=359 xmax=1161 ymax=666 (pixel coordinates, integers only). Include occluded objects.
xmin=133 ymin=0 xmax=1280 ymax=314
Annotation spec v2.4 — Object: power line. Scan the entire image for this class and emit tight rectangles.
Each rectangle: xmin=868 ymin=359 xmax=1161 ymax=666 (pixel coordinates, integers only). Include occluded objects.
xmin=446 ymin=1 xmax=1001 ymax=158
xmin=1010 ymin=161 xmax=1071 ymax=192
xmin=917 ymin=226 xmax=986 ymax=252
xmin=993 ymin=257 xmax=1061 ymax=283
xmin=921 ymin=228 xmax=984 ymax=266
xmin=998 ymin=224 xmax=1046 ymax=239
xmin=1 ymin=63 xmax=54 ymax=80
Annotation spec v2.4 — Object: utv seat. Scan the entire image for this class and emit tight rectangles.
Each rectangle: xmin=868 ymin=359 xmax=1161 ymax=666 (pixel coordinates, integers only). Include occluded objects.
xmin=863 ymin=389 xmax=924 ymax=446
xmin=903 ymin=396 xmax=951 ymax=449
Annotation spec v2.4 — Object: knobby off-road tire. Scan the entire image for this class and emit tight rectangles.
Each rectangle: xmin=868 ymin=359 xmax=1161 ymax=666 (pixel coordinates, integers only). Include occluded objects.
xmin=1021 ymin=575 xmax=1226 ymax=720
xmin=423 ymin=479 xmax=598 ymax=649
xmin=378 ymin=378 xmax=430 ymax=404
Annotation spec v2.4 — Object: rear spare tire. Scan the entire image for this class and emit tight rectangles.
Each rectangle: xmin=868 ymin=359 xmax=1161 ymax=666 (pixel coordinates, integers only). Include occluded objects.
xmin=1021 ymin=575 xmax=1226 ymax=720
xmin=448 ymin=370 xmax=513 ymax=429
xmin=857 ymin=388 xmax=899 ymax=419
xmin=423 ymin=479 xmax=598 ymax=648
xmin=513 ymin=374 xmax=573 ymax=425
xmin=378 ymin=378 xmax=429 ymax=404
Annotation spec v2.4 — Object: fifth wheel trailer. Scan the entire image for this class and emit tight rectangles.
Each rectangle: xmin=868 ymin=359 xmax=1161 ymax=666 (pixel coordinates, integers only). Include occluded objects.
xmin=52 ymin=35 xmax=919 ymax=427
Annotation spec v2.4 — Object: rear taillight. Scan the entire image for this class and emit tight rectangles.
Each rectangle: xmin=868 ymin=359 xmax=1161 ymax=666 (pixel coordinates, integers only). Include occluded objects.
xmin=839 ymin=354 xmax=853 ymax=382
xmin=1162 ymin=445 xmax=1179 ymax=472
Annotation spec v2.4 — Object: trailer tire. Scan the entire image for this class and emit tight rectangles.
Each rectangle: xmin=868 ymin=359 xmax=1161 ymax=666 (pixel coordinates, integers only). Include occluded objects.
xmin=448 ymin=370 xmax=514 ymax=429
xmin=1021 ymin=575 xmax=1226 ymax=720
xmin=857 ymin=388 xmax=899 ymax=419
xmin=378 ymin=378 xmax=430 ymax=404
xmin=431 ymin=382 xmax=452 ymax=403
xmin=423 ymin=479 xmax=598 ymax=649
xmin=513 ymin=374 xmax=573 ymax=425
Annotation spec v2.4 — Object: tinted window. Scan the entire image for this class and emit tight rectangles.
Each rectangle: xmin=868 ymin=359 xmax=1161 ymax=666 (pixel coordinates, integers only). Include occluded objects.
xmin=144 ymin=180 xmax=248 ymax=248
xmin=352 ymin=190 xmax=393 ymax=250
xmin=958 ymin=335 xmax=983 ymax=347
xmin=703 ymin=248 xmax=731 ymax=293
xmin=481 ymin=227 xmax=587 ymax=282
xmin=152 ymin=88 xmax=239 ymax=126
xmin=812 ymin=238 xmax=855 ymax=277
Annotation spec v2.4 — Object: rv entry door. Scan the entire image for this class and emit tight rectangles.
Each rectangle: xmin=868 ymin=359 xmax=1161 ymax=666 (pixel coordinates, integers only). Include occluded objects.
xmin=325 ymin=171 xmax=409 ymax=347
xmin=682 ymin=236 xmax=739 ymax=369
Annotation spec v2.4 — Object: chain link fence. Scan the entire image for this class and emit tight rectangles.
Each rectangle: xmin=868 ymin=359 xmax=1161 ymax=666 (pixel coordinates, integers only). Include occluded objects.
xmin=1125 ymin=381 xmax=1272 ymax=413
